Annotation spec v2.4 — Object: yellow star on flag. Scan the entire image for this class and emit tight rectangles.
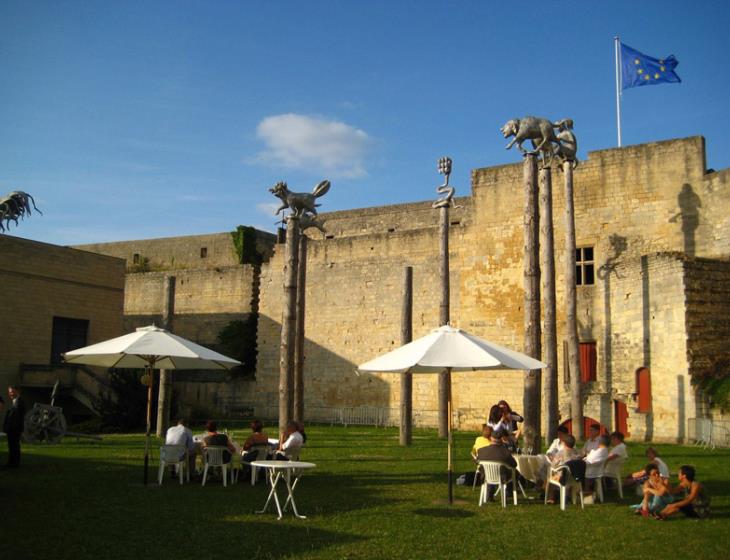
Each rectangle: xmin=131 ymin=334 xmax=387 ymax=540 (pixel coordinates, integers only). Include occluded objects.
xmin=638 ymin=68 xmax=643 ymax=74
xmin=635 ymin=59 xmax=640 ymax=64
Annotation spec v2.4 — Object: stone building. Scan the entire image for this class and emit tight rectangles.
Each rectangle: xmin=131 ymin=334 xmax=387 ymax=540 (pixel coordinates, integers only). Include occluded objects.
xmin=0 ymin=235 xmax=126 ymax=418
xmin=80 ymin=136 xmax=730 ymax=442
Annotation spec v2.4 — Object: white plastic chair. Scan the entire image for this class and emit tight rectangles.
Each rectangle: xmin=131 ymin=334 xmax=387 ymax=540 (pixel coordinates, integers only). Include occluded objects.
xmin=471 ymin=452 xmax=482 ymax=491
xmin=202 ymin=446 xmax=231 ymax=487
xmin=158 ymin=445 xmax=189 ymax=485
xmin=602 ymin=458 xmax=625 ymax=499
xmin=545 ymin=465 xmax=584 ymax=511
xmin=585 ymin=458 xmax=606 ymax=503
xmin=478 ymin=461 xmax=517 ymax=508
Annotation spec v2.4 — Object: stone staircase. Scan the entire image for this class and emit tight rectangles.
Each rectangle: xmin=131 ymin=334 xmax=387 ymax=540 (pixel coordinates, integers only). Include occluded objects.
xmin=19 ymin=363 xmax=113 ymax=414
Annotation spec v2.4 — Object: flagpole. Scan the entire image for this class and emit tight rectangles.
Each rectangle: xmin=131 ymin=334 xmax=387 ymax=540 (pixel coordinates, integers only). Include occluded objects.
xmin=614 ymin=36 xmax=622 ymax=147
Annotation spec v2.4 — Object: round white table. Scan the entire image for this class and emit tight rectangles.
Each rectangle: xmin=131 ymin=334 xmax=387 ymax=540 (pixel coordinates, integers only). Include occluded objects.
xmin=251 ymin=460 xmax=316 ymax=520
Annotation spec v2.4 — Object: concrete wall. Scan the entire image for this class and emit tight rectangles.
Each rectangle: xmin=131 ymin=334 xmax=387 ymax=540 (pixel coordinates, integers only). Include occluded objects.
xmin=0 ymin=235 xmax=125 ymax=388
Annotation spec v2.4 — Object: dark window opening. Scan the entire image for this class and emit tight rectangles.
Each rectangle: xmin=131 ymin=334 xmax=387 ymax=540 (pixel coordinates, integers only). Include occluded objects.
xmin=387 ymin=227 xmax=396 ymax=233
xmin=325 ymin=234 xmax=335 ymax=239
xmin=200 ymin=247 xmax=208 ymax=258
xmin=576 ymin=246 xmax=595 ymax=286
xmin=133 ymin=253 xmax=140 ymax=264
xmin=579 ymin=341 xmax=597 ymax=382
xmin=450 ymin=220 xmax=461 ymax=226
xmin=51 ymin=317 xmax=89 ymax=365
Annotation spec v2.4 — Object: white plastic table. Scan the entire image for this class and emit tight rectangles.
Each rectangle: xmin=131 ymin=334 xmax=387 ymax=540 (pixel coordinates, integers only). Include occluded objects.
xmin=251 ymin=460 xmax=316 ymax=520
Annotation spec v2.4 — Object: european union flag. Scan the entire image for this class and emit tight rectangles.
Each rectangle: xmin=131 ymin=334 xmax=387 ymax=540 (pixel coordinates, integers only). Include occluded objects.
xmin=621 ymin=43 xmax=681 ymax=90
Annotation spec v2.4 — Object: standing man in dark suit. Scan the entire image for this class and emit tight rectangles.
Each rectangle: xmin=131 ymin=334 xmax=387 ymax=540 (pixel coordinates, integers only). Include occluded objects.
xmin=3 ymin=385 xmax=26 ymax=468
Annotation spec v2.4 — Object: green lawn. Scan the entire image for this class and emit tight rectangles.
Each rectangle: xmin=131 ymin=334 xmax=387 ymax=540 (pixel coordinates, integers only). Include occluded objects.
xmin=2 ymin=426 xmax=728 ymax=559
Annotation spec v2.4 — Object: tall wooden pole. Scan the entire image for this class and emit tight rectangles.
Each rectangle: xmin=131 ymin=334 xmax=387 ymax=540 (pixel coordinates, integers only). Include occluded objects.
xmin=293 ymin=234 xmax=308 ymax=423
xmin=279 ymin=217 xmax=300 ymax=436
xmin=400 ymin=266 xmax=413 ymax=446
xmin=564 ymin=161 xmax=584 ymax=439
xmin=522 ymin=153 xmax=542 ymax=453
xmin=438 ymin=205 xmax=450 ymax=439
xmin=156 ymin=274 xmax=176 ymax=437
xmin=539 ymin=168 xmax=558 ymax=443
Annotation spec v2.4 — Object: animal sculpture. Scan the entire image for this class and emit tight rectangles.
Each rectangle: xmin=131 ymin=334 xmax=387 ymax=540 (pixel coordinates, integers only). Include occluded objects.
xmin=269 ymin=180 xmax=331 ymax=217
xmin=0 ymin=190 xmax=42 ymax=232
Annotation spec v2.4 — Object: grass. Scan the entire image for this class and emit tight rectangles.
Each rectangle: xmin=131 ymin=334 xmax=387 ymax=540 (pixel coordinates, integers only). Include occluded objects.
xmin=2 ymin=425 xmax=729 ymax=560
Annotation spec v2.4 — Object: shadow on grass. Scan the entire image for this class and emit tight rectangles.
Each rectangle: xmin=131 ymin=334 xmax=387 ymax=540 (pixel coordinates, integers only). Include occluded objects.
xmin=413 ymin=507 xmax=475 ymax=518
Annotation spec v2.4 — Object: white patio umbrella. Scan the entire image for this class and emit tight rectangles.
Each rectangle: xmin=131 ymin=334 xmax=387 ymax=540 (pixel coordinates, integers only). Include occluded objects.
xmin=357 ymin=324 xmax=546 ymax=504
xmin=64 ymin=325 xmax=241 ymax=484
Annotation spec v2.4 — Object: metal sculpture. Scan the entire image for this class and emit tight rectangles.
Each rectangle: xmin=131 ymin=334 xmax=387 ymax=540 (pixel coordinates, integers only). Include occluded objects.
xmin=23 ymin=380 xmax=101 ymax=444
xmin=0 ymin=190 xmax=42 ymax=232
xmin=433 ymin=157 xmax=457 ymax=209
xmin=270 ymin=180 xmax=331 ymax=218
xmin=500 ymin=117 xmax=579 ymax=168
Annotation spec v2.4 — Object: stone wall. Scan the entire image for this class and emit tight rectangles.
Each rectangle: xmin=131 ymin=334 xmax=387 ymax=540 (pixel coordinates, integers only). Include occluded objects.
xmin=75 ymin=229 xmax=276 ymax=271
xmin=0 ymin=235 xmax=125 ymax=388
xmin=249 ymin=136 xmax=730 ymax=441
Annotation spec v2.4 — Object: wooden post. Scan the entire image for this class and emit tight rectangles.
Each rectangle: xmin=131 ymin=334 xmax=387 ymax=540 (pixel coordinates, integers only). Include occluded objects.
xmin=279 ymin=217 xmax=300 ymax=436
xmin=156 ymin=275 xmax=176 ymax=437
xmin=564 ymin=161 xmax=584 ymax=439
xmin=400 ymin=266 xmax=413 ymax=446
xmin=438 ymin=205 xmax=450 ymax=439
xmin=447 ymin=368 xmax=453 ymax=504
xmin=144 ymin=363 xmax=153 ymax=485
xmin=522 ymin=153 xmax=542 ymax=453
xmin=293 ymin=234 xmax=308 ymax=423
xmin=539 ymin=167 xmax=558 ymax=443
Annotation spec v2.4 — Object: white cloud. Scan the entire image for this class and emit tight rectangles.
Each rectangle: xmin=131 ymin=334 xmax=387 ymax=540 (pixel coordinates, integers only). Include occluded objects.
xmin=253 ymin=113 xmax=370 ymax=178
xmin=256 ymin=201 xmax=282 ymax=216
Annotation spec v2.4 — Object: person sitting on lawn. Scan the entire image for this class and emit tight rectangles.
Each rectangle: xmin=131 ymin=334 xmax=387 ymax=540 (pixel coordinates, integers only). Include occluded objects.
xmin=583 ymin=435 xmax=609 ymax=503
xmin=657 ymin=465 xmax=711 ymax=519
xmin=202 ymin=420 xmax=236 ymax=463
xmin=471 ymin=424 xmax=492 ymax=456
xmin=546 ymin=425 xmax=569 ymax=460
xmin=632 ymin=463 xmax=673 ymax=517
xmin=580 ymin=423 xmax=602 ymax=457
xmin=275 ymin=420 xmax=306 ymax=460
xmin=626 ymin=447 xmax=669 ymax=488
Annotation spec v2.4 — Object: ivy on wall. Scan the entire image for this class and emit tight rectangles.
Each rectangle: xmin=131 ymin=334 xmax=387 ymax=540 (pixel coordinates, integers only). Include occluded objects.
xmin=231 ymin=225 xmax=263 ymax=265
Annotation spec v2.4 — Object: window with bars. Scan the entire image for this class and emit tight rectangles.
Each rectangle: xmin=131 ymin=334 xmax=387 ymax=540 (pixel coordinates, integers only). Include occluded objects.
xmin=576 ymin=246 xmax=595 ymax=285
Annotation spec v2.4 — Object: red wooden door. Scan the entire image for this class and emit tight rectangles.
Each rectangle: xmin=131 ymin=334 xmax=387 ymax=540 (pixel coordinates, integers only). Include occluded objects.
xmin=614 ymin=400 xmax=629 ymax=436
xmin=636 ymin=367 xmax=652 ymax=413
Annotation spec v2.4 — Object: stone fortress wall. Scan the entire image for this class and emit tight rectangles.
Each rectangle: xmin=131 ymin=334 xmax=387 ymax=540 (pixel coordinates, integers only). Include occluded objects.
xmin=76 ymin=136 xmax=730 ymax=441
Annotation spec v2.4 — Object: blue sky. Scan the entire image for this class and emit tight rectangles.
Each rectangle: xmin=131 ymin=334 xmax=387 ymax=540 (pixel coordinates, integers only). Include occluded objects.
xmin=1 ymin=1 xmax=728 ymax=245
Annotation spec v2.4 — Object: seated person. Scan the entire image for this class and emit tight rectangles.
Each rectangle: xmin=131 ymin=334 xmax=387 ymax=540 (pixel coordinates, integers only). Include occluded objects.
xmin=626 ymin=447 xmax=669 ymax=488
xmin=546 ymin=434 xmax=581 ymax=503
xmin=497 ymin=400 xmax=524 ymax=438
xmin=634 ymin=463 xmax=673 ymax=516
xmin=583 ymin=435 xmax=609 ymax=501
xmin=243 ymin=419 xmax=270 ymax=451
xmin=477 ymin=428 xmax=517 ymax=500
xmin=657 ymin=465 xmax=711 ymax=519
xmin=604 ymin=431 xmax=628 ymax=488
xmin=275 ymin=420 xmax=306 ymax=460
xmin=580 ymin=423 xmax=602 ymax=457
xmin=607 ymin=431 xmax=628 ymax=464
xmin=545 ymin=425 xmax=569 ymax=460
xmin=486 ymin=404 xmax=509 ymax=433
xmin=202 ymin=420 xmax=236 ymax=463
xmin=165 ymin=418 xmax=196 ymax=474
xmin=471 ymin=424 xmax=492 ymax=456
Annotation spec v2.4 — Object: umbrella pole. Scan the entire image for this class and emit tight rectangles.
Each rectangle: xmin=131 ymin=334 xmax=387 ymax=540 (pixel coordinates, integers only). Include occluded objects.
xmin=447 ymin=367 xmax=453 ymax=505
xmin=144 ymin=364 xmax=153 ymax=486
